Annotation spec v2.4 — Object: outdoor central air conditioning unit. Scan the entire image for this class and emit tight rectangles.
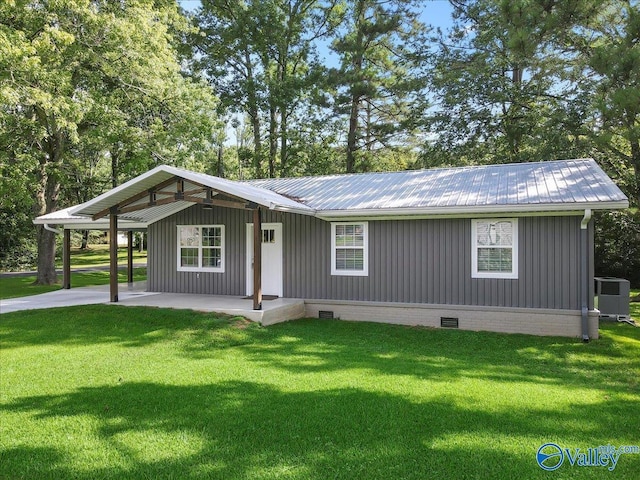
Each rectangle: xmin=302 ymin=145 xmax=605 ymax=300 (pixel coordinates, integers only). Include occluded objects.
xmin=595 ymin=277 xmax=630 ymax=321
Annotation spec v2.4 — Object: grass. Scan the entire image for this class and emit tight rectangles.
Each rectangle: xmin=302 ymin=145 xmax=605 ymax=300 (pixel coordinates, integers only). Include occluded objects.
xmin=0 ymin=269 xmax=147 ymax=300
xmin=631 ymin=289 xmax=639 ymax=320
xmin=1 ymin=307 xmax=639 ymax=479
xmin=0 ymin=244 xmax=147 ymax=300
xmin=54 ymin=244 xmax=147 ymax=268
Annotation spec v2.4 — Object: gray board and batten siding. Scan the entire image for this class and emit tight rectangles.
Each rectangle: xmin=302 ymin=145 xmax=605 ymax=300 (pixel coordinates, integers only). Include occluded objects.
xmin=148 ymin=204 xmax=594 ymax=311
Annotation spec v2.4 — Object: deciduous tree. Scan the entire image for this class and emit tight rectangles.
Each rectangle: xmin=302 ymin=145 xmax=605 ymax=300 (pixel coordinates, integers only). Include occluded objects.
xmin=0 ymin=0 xmax=220 ymax=283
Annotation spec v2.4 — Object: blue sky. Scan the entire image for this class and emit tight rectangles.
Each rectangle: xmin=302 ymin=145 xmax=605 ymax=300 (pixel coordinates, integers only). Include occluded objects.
xmin=178 ymin=0 xmax=455 ymax=30
xmin=178 ymin=0 xmax=455 ymax=66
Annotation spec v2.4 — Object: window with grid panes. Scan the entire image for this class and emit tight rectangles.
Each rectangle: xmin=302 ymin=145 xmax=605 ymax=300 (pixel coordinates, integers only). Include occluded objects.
xmin=331 ymin=222 xmax=368 ymax=276
xmin=471 ymin=219 xmax=518 ymax=279
xmin=177 ymin=225 xmax=225 ymax=272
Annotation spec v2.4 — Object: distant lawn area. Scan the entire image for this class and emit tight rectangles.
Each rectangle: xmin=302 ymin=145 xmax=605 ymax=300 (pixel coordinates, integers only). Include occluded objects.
xmin=1 ymin=307 xmax=638 ymax=479
xmin=0 ymin=268 xmax=147 ymax=300
xmin=0 ymin=245 xmax=147 ymax=300
xmin=54 ymin=244 xmax=147 ymax=268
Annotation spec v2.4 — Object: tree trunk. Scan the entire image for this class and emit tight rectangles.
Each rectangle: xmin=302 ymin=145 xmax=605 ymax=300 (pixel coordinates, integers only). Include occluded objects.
xmin=34 ymin=147 xmax=62 ymax=285
xmin=217 ymin=142 xmax=224 ymax=177
xmin=277 ymin=46 xmax=287 ymax=177
xmin=35 ymin=225 xmax=57 ymax=284
xmin=346 ymin=3 xmax=365 ymax=174
xmin=280 ymin=108 xmax=288 ymax=176
xmin=81 ymin=230 xmax=89 ymax=249
xmin=111 ymin=148 xmax=119 ymax=188
xmin=268 ymin=104 xmax=278 ymax=178
xmin=245 ymin=51 xmax=263 ymax=178
xmin=630 ymin=136 xmax=640 ymax=207
xmin=346 ymin=94 xmax=360 ymax=174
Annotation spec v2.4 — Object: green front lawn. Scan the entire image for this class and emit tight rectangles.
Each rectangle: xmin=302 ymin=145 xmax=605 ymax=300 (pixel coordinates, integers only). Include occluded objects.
xmin=1 ymin=308 xmax=638 ymax=479
xmin=0 ymin=268 xmax=147 ymax=300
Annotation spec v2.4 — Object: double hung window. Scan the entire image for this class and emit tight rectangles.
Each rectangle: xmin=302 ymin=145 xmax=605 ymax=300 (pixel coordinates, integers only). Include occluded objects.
xmin=471 ymin=219 xmax=518 ymax=279
xmin=331 ymin=222 xmax=368 ymax=276
xmin=177 ymin=225 xmax=225 ymax=272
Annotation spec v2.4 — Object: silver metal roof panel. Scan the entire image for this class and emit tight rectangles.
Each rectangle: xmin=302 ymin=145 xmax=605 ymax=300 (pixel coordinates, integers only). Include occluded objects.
xmin=249 ymin=159 xmax=628 ymax=213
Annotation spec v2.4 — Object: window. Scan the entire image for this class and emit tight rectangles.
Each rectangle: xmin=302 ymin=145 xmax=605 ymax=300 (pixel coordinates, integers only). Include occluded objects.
xmin=262 ymin=229 xmax=275 ymax=243
xmin=472 ymin=219 xmax=518 ymax=279
xmin=331 ymin=222 xmax=368 ymax=276
xmin=177 ymin=225 xmax=225 ymax=272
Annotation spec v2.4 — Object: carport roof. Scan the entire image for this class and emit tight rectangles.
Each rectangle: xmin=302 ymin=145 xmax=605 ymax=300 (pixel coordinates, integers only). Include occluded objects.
xmin=33 ymin=206 xmax=147 ymax=230
xmin=69 ymin=164 xmax=314 ymax=225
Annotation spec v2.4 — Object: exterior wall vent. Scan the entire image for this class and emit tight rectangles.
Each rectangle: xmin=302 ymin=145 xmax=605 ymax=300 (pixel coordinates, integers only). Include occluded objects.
xmin=441 ymin=317 xmax=459 ymax=328
xmin=318 ymin=310 xmax=334 ymax=319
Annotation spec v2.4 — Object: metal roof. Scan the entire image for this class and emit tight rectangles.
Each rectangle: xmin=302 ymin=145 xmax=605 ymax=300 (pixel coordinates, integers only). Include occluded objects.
xmin=35 ymin=158 xmax=627 ymax=228
xmin=33 ymin=206 xmax=147 ymax=230
xmin=250 ymin=158 xmax=628 ymax=217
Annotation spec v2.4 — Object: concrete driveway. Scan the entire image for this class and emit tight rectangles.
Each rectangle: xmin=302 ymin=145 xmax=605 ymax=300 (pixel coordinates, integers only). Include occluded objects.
xmin=0 ymin=282 xmax=158 ymax=314
xmin=0 ymin=282 xmax=304 ymax=325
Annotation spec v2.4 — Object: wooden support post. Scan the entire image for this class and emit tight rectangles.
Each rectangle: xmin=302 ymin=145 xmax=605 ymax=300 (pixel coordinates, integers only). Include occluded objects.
xmin=127 ymin=230 xmax=134 ymax=284
xmin=63 ymin=229 xmax=71 ymax=289
xmin=110 ymin=210 xmax=119 ymax=302
xmin=253 ymin=207 xmax=262 ymax=310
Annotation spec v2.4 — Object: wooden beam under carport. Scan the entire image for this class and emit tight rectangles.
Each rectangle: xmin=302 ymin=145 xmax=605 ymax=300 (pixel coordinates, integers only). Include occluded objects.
xmin=110 ymin=209 xmax=118 ymax=302
xmin=127 ymin=230 xmax=134 ymax=284
xmin=253 ymin=206 xmax=262 ymax=311
xmin=63 ymin=228 xmax=71 ymax=289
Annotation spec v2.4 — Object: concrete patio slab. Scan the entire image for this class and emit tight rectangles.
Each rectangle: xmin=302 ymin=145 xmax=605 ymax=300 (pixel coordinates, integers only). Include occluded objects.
xmin=0 ymin=282 xmax=304 ymax=325
xmin=118 ymin=293 xmax=305 ymax=325
xmin=0 ymin=282 xmax=156 ymax=315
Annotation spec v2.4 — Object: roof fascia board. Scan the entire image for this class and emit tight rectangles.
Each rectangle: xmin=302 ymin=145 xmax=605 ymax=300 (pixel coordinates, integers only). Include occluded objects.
xmin=33 ymin=217 xmax=145 ymax=227
xmin=269 ymin=204 xmax=317 ymax=216
xmin=315 ymin=201 xmax=629 ymax=221
xmin=32 ymin=219 xmax=147 ymax=230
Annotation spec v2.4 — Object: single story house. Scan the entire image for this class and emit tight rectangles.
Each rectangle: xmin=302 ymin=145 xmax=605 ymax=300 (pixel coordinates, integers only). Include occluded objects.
xmin=35 ymin=158 xmax=628 ymax=339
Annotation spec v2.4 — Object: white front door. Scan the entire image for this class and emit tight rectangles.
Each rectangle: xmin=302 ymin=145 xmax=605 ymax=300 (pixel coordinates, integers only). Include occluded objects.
xmin=246 ymin=223 xmax=283 ymax=297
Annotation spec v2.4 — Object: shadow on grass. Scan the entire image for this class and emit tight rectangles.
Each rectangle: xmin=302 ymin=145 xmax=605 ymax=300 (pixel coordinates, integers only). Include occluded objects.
xmin=3 ymin=380 xmax=638 ymax=479
xmin=2 ymin=307 xmax=638 ymax=394
xmin=228 ymin=319 xmax=640 ymax=394
xmin=0 ymin=306 xmax=249 ymax=351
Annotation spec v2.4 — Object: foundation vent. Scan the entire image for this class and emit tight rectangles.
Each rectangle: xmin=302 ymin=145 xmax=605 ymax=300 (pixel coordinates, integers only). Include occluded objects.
xmin=441 ymin=317 xmax=459 ymax=328
xmin=318 ymin=310 xmax=334 ymax=319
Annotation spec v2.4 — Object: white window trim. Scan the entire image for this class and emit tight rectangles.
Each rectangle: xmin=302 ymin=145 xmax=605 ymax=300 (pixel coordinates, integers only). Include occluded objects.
xmin=471 ymin=218 xmax=518 ymax=279
xmin=177 ymin=225 xmax=225 ymax=273
xmin=331 ymin=221 xmax=369 ymax=276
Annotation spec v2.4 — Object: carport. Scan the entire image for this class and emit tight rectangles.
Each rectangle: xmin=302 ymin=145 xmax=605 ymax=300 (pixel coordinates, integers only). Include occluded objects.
xmin=33 ymin=206 xmax=146 ymax=292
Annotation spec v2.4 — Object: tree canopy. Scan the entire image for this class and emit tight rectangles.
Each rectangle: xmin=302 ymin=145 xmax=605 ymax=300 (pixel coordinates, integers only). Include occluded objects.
xmin=1 ymin=0 xmax=221 ymax=282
